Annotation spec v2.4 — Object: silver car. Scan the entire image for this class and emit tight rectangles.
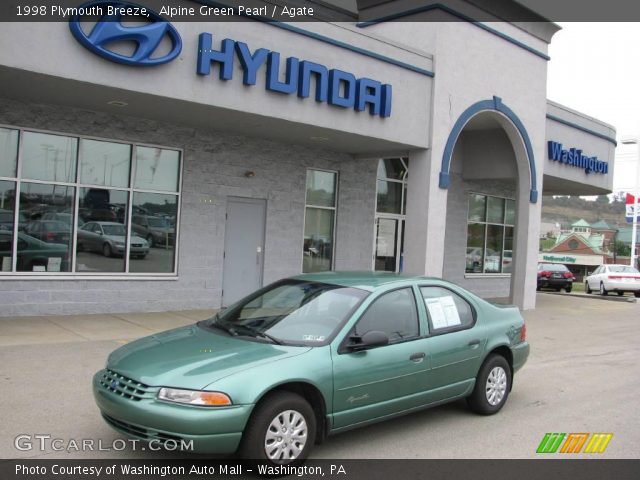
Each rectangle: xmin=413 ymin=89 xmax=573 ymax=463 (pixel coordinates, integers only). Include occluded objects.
xmin=78 ymin=222 xmax=149 ymax=258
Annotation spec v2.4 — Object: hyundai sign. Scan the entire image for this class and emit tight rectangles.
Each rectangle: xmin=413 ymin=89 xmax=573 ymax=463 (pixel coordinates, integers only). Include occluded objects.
xmin=68 ymin=1 xmax=393 ymax=117
xmin=69 ymin=1 xmax=182 ymax=66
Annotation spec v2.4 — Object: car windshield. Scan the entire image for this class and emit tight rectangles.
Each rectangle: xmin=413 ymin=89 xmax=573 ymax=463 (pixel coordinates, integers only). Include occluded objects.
xmin=147 ymin=217 xmax=168 ymax=227
xmin=102 ymin=224 xmax=126 ymax=236
xmin=209 ymin=280 xmax=369 ymax=346
xmin=540 ymin=264 xmax=567 ymax=272
xmin=608 ymin=265 xmax=640 ymax=274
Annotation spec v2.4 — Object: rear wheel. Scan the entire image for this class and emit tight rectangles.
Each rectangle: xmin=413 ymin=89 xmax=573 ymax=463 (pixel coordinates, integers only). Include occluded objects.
xmin=240 ymin=391 xmax=316 ymax=465
xmin=635 ymin=292 xmax=640 ymax=298
xmin=600 ymin=282 xmax=608 ymax=296
xmin=565 ymin=286 xmax=572 ymax=293
xmin=467 ymin=354 xmax=511 ymax=415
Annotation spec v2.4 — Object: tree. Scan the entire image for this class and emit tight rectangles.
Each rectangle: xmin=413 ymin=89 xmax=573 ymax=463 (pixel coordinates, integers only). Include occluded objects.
xmin=614 ymin=240 xmax=631 ymax=257
xmin=595 ymin=194 xmax=609 ymax=204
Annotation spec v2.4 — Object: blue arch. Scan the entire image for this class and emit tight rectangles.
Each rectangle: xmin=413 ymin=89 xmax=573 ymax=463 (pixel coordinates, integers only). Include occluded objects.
xmin=439 ymin=96 xmax=538 ymax=203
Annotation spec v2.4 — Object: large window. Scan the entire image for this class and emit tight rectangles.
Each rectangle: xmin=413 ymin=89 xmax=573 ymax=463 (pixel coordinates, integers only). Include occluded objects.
xmin=0 ymin=126 xmax=181 ymax=276
xmin=303 ymin=169 xmax=337 ymax=273
xmin=465 ymin=194 xmax=514 ymax=274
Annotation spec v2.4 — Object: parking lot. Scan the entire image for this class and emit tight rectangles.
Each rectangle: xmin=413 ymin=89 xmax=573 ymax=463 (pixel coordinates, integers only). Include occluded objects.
xmin=0 ymin=293 xmax=638 ymax=459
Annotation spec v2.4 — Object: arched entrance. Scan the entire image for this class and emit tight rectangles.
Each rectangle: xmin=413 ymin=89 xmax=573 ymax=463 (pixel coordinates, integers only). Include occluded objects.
xmin=438 ymin=97 xmax=537 ymax=305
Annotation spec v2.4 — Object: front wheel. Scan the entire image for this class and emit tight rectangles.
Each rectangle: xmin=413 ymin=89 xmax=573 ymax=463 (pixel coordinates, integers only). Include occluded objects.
xmin=635 ymin=292 xmax=640 ymax=298
xmin=467 ymin=354 xmax=511 ymax=415
xmin=585 ymin=282 xmax=592 ymax=294
xmin=617 ymin=291 xmax=624 ymax=296
xmin=102 ymin=243 xmax=112 ymax=258
xmin=240 ymin=392 xmax=316 ymax=465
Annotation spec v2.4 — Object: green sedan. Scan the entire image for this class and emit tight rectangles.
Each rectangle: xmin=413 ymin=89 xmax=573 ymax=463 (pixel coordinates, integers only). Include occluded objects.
xmin=93 ymin=272 xmax=529 ymax=464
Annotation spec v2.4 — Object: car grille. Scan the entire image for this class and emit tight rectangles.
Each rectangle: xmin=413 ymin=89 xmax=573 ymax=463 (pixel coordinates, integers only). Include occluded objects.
xmin=131 ymin=243 xmax=142 ymax=247
xmin=98 ymin=369 xmax=154 ymax=402
xmin=102 ymin=414 xmax=186 ymax=444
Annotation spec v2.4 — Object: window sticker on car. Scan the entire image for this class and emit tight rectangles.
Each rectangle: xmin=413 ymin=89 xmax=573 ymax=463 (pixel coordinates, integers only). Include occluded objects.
xmin=302 ymin=335 xmax=325 ymax=342
xmin=424 ymin=296 xmax=462 ymax=329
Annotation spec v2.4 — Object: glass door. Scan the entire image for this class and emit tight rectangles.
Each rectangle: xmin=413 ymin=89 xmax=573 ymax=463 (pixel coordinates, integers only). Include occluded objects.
xmin=374 ymin=216 xmax=405 ymax=272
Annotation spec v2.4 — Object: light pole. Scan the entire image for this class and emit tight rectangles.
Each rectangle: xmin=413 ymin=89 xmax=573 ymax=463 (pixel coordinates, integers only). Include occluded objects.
xmin=620 ymin=136 xmax=640 ymax=268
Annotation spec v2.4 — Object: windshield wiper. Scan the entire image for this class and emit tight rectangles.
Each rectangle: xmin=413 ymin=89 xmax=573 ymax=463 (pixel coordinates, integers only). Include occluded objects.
xmin=235 ymin=325 xmax=283 ymax=345
xmin=209 ymin=315 xmax=237 ymax=336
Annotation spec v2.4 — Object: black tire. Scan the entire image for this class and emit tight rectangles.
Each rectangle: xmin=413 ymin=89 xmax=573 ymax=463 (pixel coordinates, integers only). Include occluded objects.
xmin=617 ymin=291 xmax=624 ymax=296
xmin=635 ymin=292 xmax=640 ymax=298
xmin=536 ymin=285 xmax=541 ymax=291
xmin=240 ymin=391 xmax=316 ymax=465
xmin=585 ymin=282 xmax=592 ymax=294
xmin=555 ymin=287 xmax=562 ymax=292
xmin=138 ymin=254 xmax=147 ymax=260
xmin=77 ymin=242 xmax=84 ymax=252
xmin=103 ymin=243 xmax=112 ymax=258
xmin=565 ymin=286 xmax=572 ymax=293
xmin=146 ymin=234 xmax=154 ymax=248
xmin=600 ymin=282 xmax=608 ymax=296
xmin=467 ymin=354 xmax=512 ymax=415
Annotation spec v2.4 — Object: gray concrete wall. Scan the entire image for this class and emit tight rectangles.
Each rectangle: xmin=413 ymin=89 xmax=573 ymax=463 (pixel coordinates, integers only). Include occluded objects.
xmin=0 ymin=98 xmax=376 ymax=316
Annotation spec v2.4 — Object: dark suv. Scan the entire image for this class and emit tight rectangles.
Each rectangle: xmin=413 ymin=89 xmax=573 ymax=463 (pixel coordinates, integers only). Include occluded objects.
xmin=537 ymin=263 xmax=574 ymax=293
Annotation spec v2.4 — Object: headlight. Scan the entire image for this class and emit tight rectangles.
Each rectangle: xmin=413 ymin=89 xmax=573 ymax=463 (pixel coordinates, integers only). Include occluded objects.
xmin=115 ymin=241 xmax=124 ymax=246
xmin=157 ymin=388 xmax=232 ymax=406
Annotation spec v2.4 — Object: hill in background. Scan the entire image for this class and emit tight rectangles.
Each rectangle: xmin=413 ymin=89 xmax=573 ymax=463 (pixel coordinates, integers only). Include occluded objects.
xmin=541 ymin=195 xmax=627 ymax=229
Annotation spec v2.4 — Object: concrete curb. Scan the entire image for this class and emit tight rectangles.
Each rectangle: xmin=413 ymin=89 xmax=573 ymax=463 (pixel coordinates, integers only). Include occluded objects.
xmin=542 ymin=291 xmax=639 ymax=303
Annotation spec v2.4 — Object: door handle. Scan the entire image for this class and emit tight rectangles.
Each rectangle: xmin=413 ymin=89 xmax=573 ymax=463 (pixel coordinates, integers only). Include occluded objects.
xmin=468 ymin=339 xmax=480 ymax=348
xmin=409 ymin=352 xmax=426 ymax=362
xmin=256 ymin=246 xmax=262 ymax=265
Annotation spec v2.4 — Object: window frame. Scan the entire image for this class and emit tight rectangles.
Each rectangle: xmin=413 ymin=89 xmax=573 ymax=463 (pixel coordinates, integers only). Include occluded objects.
xmin=465 ymin=192 xmax=515 ymax=277
xmin=302 ymin=168 xmax=339 ymax=273
xmin=418 ymin=284 xmax=478 ymax=336
xmin=338 ymin=286 xmax=421 ymax=353
xmin=0 ymin=123 xmax=183 ymax=279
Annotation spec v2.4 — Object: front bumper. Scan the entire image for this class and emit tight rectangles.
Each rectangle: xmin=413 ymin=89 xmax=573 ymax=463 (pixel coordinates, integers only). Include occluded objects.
xmin=92 ymin=370 xmax=253 ymax=454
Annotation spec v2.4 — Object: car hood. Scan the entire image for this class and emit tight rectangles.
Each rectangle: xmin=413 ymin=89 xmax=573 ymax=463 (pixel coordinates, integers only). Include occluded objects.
xmin=106 ymin=324 xmax=311 ymax=390
xmin=104 ymin=234 xmax=146 ymax=243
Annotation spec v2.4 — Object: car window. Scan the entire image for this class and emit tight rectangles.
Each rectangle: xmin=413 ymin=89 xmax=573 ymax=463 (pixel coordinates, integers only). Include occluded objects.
xmin=93 ymin=224 xmax=103 ymax=234
xmin=609 ymin=265 xmax=640 ymax=274
xmin=81 ymin=223 xmax=93 ymax=231
xmin=353 ymin=288 xmax=419 ymax=344
xmin=420 ymin=286 xmax=474 ymax=333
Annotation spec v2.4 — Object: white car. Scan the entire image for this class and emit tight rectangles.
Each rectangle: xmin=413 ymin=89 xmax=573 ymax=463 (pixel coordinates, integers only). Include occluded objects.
xmin=585 ymin=264 xmax=640 ymax=297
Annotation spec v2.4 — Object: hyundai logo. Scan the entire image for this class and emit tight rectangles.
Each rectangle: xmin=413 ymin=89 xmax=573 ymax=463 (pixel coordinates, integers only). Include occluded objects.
xmin=110 ymin=380 xmax=120 ymax=389
xmin=69 ymin=1 xmax=182 ymax=66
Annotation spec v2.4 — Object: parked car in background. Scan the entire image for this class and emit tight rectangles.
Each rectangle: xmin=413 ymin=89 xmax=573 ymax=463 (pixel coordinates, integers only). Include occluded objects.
xmin=537 ymin=263 xmax=574 ymax=293
xmin=131 ymin=214 xmax=175 ymax=248
xmin=24 ymin=220 xmax=71 ymax=244
xmin=41 ymin=211 xmax=83 ymax=228
xmin=78 ymin=222 xmax=149 ymax=258
xmin=0 ymin=230 xmax=69 ymax=271
xmin=585 ymin=264 xmax=640 ymax=297
xmin=0 ymin=208 xmax=27 ymax=232
xmin=94 ymin=272 xmax=529 ymax=464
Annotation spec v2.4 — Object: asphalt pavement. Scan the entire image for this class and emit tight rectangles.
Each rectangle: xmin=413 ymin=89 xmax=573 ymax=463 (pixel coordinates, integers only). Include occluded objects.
xmin=0 ymin=293 xmax=638 ymax=459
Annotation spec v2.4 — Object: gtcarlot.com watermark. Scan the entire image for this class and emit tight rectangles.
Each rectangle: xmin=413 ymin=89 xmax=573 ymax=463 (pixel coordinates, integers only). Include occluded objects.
xmin=15 ymin=434 xmax=194 ymax=452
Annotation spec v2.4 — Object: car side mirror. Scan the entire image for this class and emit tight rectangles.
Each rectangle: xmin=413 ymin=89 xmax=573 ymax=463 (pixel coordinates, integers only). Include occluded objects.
xmin=347 ymin=330 xmax=389 ymax=351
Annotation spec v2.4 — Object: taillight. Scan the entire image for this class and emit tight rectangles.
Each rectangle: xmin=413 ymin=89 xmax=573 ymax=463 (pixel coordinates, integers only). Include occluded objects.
xmin=608 ymin=275 xmax=622 ymax=279
xmin=541 ymin=271 xmax=551 ymax=278
xmin=564 ymin=272 xmax=573 ymax=278
xmin=47 ymin=232 xmax=54 ymax=241
xmin=520 ymin=324 xmax=526 ymax=342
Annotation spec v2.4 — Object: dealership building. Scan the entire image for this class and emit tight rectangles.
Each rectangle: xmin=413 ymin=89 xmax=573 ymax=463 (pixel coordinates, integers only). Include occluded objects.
xmin=0 ymin=0 xmax=617 ymax=316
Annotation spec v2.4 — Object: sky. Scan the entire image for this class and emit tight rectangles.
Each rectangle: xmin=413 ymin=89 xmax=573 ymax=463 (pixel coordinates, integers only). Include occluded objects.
xmin=547 ymin=22 xmax=640 ymax=194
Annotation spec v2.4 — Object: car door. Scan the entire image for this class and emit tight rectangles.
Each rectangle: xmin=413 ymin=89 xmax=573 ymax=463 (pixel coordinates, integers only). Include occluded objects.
xmin=331 ymin=286 xmax=429 ymax=429
xmin=588 ymin=266 xmax=602 ymax=290
xmin=419 ymin=285 xmax=487 ymax=398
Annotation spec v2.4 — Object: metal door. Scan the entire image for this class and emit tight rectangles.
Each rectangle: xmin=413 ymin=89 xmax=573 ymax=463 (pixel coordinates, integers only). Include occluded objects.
xmin=222 ymin=197 xmax=266 ymax=306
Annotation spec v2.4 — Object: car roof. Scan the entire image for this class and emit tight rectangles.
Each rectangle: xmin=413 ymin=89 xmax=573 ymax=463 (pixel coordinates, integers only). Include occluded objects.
xmin=291 ymin=271 xmax=444 ymax=291
xmin=93 ymin=222 xmax=121 ymax=226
